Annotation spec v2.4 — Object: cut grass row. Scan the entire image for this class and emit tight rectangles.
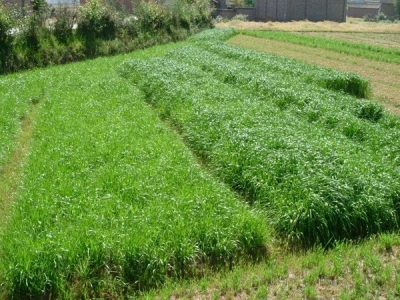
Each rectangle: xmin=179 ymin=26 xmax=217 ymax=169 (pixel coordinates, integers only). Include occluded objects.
xmin=0 ymin=46 xmax=268 ymax=298
xmin=120 ymin=29 xmax=400 ymax=247
xmin=240 ymin=30 xmax=400 ymax=64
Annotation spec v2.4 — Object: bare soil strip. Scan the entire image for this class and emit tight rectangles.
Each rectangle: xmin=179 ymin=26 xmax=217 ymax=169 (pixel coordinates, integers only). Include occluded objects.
xmin=228 ymin=35 xmax=400 ymax=114
xmin=0 ymin=102 xmax=40 ymax=230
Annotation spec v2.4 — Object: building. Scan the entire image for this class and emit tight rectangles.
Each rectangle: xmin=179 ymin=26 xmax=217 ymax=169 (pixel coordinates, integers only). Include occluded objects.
xmin=347 ymin=0 xmax=396 ymax=18
xmin=215 ymin=0 xmax=347 ymax=22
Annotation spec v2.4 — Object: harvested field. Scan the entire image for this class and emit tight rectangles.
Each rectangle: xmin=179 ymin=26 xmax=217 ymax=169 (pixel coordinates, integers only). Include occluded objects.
xmin=216 ymin=19 xmax=400 ymax=33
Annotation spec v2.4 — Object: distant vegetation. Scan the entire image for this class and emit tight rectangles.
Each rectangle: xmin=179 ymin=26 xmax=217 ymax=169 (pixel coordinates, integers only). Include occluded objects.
xmin=395 ymin=0 xmax=400 ymax=16
xmin=0 ymin=0 xmax=213 ymax=74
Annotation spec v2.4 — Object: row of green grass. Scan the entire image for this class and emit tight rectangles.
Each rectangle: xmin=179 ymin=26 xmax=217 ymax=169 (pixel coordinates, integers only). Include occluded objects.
xmin=0 ymin=45 xmax=268 ymax=298
xmin=168 ymin=43 xmax=376 ymax=129
xmin=195 ymin=39 xmax=371 ymax=98
xmin=120 ymin=29 xmax=400 ymax=247
xmin=240 ymin=30 xmax=400 ymax=64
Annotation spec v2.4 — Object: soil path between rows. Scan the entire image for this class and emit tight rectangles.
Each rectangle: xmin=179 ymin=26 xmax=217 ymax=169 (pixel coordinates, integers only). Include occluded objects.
xmin=228 ymin=34 xmax=400 ymax=114
xmin=0 ymin=102 xmax=40 ymax=230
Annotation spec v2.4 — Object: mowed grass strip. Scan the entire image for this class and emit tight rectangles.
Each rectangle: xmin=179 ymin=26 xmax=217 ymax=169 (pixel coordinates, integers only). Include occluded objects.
xmin=228 ymin=34 xmax=400 ymax=114
xmin=0 ymin=46 xmax=268 ymax=298
xmin=239 ymin=30 xmax=400 ymax=64
xmin=0 ymin=73 xmax=48 ymax=230
xmin=120 ymin=30 xmax=400 ymax=247
xmin=0 ymin=73 xmax=43 ymax=173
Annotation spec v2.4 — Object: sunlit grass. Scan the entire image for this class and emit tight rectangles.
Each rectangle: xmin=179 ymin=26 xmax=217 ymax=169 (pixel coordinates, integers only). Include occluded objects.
xmin=0 ymin=43 xmax=268 ymax=298
xmin=120 ymin=29 xmax=400 ymax=247
xmin=2 ymin=28 xmax=400 ymax=298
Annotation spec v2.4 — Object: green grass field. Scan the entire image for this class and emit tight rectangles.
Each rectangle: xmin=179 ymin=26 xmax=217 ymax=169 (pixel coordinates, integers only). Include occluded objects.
xmin=1 ymin=28 xmax=400 ymax=299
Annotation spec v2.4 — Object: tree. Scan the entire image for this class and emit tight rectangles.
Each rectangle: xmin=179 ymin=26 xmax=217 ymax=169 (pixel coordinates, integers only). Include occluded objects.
xmin=395 ymin=0 xmax=400 ymax=16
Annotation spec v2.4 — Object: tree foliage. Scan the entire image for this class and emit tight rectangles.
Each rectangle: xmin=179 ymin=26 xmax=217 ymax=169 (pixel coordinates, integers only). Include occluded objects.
xmin=395 ymin=0 xmax=400 ymax=16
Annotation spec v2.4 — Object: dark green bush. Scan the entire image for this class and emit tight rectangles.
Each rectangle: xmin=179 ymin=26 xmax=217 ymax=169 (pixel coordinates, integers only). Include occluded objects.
xmin=77 ymin=0 xmax=118 ymax=46
xmin=136 ymin=1 xmax=172 ymax=35
xmin=118 ymin=15 xmax=140 ymax=39
xmin=0 ymin=0 xmax=214 ymax=74
xmin=0 ymin=3 xmax=15 ymax=72
xmin=355 ymin=101 xmax=384 ymax=123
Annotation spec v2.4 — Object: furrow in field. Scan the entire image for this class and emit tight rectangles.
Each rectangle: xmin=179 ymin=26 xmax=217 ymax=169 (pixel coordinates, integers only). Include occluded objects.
xmin=0 ymin=74 xmax=48 ymax=230
xmin=0 ymin=100 xmax=40 ymax=230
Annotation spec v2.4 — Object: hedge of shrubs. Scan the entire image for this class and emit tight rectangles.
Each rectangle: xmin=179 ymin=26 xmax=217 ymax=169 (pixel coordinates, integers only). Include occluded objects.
xmin=0 ymin=0 xmax=213 ymax=74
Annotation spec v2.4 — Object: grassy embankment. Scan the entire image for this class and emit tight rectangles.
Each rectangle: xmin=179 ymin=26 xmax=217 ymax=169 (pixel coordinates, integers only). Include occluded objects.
xmin=0 ymin=42 xmax=268 ymax=298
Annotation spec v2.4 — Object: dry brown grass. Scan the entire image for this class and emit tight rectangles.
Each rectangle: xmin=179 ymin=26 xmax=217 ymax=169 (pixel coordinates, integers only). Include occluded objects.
xmin=150 ymin=236 xmax=400 ymax=299
xmin=216 ymin=18 xmax=400 ymax=33
xmin=228 ymin=34 xmax=400 ymax=114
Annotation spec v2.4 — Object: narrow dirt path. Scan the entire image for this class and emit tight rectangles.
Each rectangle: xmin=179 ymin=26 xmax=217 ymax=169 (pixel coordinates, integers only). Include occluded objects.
xmin=228 ymin=35 xmax=400 ymax=114
xmin=0 ymin=100 xmax=40 ymax=230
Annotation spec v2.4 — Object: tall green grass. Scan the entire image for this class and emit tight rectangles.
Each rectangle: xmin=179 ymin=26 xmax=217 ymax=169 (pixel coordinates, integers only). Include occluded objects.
xmin=0 ymin=46 xmax=268 ymax=298
xmin=189 ymin=39 xmax=371 ymax=99
xmin=240 ymin=30 xmax=400 ymax=64
xmin=120 ymin=30 xmax=400 ymax=247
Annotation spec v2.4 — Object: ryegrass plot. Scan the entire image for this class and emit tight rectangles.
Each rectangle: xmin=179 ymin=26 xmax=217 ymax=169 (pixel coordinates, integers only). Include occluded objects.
xmin=120 ymin=32 xmax=400 ymax=247
xmin=192 ymin=40 xmax=371 ymax=99
xmin=165 ymin=45 xmax=397 ymax=151
xmin=0 ymin=52 xmax=268 ymax=298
